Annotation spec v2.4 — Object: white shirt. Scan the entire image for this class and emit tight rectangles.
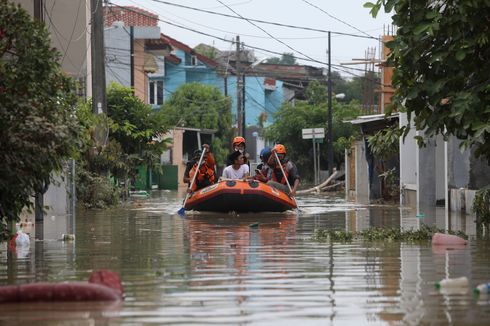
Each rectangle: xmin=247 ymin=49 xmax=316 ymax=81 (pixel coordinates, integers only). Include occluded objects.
xmin=222 ymin=164 xmax=250 ymax=179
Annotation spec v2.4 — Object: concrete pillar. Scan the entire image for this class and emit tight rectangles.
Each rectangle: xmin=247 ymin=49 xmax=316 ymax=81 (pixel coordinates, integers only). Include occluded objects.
xmin=345 ymin=148 xmax=350 ymax=201
xmin=416 ymin=131 xmax=436 ymax=215
xmin=355 ymin=140 xmax=369 ymax=203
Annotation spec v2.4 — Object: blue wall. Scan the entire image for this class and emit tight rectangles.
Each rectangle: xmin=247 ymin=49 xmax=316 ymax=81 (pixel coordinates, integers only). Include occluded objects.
xmin=150 ymin=48 xmax=284 ymax=127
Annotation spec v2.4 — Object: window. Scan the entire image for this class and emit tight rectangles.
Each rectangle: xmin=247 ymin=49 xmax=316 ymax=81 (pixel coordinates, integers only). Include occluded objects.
xmin=149 ymin=80 xmax=164 ymax=106
xmin=191 ymin=55 xmax=198 ymax=66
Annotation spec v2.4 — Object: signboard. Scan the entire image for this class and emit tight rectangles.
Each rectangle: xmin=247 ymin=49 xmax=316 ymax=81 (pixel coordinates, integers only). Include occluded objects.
xmin=302 ymin=128 xmax=325 ymax=139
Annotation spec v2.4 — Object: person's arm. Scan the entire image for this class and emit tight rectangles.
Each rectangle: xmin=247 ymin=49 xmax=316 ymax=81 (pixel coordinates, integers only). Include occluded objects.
xmin=290 ymin=178 xmax=300 ymax=197
xmin=287 ymin=162 xmax=300 ymax=196
xmin=222 ymin=166 xmax=228 ymax=179
xmin=200 ymin=144 xmax=214 ymax=166
xmin=243 ymin=164 xmax=250 ymax=179
xmin=267 ymin=150 xmax=276 ymax=167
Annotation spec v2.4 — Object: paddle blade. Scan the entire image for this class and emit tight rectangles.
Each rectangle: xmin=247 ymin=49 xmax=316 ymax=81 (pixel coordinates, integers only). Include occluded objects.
xmin=177 ymin=207 xmax=186 ymax=216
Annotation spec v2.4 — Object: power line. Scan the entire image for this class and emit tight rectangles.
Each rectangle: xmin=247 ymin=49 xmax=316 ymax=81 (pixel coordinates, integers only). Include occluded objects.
xmin=107 ymin=2 xmax=341 ymax=70
xmin=142 ymin=0 xmax=378 ymax=40
xmin=124 ymin=0 xmax=329 ymax=41
xmin=299 ymin=0 xmax=376 ymax=39
xmin=216 ymin=0 xmax=321 ymax=66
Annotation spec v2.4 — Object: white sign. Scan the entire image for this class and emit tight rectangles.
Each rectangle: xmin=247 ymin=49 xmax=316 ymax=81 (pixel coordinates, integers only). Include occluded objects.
xmin=302 ymin=128 xmax=325 ymax=139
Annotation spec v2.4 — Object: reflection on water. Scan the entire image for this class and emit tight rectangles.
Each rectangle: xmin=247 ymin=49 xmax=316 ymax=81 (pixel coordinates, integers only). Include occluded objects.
xmin=1 ymin=191 xmax=490 ymax=325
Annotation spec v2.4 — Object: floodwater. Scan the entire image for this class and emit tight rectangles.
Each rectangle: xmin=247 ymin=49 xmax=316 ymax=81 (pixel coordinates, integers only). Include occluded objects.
xmin=1 ymin=191 xmax=490 ymax=325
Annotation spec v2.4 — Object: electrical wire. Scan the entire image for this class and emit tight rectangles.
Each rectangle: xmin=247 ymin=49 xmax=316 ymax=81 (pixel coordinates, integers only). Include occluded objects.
xmin=142 ymin=0 xmax=378 ymax=40
xmin=299 ymin=0 xmax=376 ymax=39
xmin=216 ymin=0 xmax=322 ymax=66
xmin=107 ymin=2 xmax=330 ymax=68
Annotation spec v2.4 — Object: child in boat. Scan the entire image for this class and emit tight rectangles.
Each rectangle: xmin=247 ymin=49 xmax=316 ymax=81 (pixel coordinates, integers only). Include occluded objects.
xmin=189 ymin=144 xmax=216 ymax=191
xmin=222 ymin=151 xmax=250 ymax=179
xmin=255 ymin=147 xmax=272 ymax=182
xmin=266 ymin=144 xmax=300 ymax=196
xmin=226 ymin=136 xmax=250 ymax=167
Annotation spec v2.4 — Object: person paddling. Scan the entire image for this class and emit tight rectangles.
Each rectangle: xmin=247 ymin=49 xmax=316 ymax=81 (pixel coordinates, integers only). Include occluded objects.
xmin=189 ymin=144 xmax=216 ymax=192
xmin=267 ymin=144 xmax=300 ymax=196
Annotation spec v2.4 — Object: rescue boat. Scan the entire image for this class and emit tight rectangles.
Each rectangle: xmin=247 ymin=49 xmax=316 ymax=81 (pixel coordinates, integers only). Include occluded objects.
xmin=184 ymin=179 xmax=297 ymax=213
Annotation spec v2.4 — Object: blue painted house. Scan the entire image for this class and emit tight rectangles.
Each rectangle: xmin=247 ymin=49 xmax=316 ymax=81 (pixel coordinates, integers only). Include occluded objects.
xmin=147 ymin=34 xmax=284 ymax=127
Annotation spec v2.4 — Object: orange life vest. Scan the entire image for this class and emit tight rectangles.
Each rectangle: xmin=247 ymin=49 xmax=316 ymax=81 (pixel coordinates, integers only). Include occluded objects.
xmin=272 ymin=163 xmax=289 ymax=185
xmin=189 ymin=154 xmax=216 ymax=191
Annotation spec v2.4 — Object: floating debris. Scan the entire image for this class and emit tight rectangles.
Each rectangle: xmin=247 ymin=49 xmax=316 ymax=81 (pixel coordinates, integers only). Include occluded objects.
xmin=313 ymin=225 xmax=468 ymax=242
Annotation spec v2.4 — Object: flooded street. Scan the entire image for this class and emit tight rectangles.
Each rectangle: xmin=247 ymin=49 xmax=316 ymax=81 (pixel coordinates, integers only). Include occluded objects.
xmin=1 ymin=191 xmax=490 ymax=325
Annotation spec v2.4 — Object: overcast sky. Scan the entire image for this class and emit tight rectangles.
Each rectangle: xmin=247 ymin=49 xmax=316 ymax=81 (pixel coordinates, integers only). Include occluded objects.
xmin=112 ymin=0 xmax=394 ymax=77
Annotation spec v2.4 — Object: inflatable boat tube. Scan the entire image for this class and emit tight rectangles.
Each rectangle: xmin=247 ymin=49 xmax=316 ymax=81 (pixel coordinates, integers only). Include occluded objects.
xmin=184 ymin=179 xmax=297 ymax=213
xmin=0 ymin=270 xmax=123 ymax=303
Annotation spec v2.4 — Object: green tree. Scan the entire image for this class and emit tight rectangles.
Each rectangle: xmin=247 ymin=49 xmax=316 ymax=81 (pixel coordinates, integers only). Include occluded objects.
xmin=266 ymin=81 xmax=361 ymax=179
xmin=107 ymin=83 xmax=167 ymax=155
xmin=265 ymin=52 xmax=298 ymax=65
xmin=162 ymin=83 xmax=232 ymax=164
xmin=0 ymin=2 xmax=79 ymax=238
xmin=75 ymin=85 xmax=170 ymax=208
xmin=366 ymin=0 xmax=490 ymax=160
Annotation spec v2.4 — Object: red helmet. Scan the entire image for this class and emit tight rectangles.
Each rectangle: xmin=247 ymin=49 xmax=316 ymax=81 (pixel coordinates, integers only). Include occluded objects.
xmin=233 ymin=136 xmax=246 ymax=146
xmin=273 ymin=144 xmax=286 ymax=154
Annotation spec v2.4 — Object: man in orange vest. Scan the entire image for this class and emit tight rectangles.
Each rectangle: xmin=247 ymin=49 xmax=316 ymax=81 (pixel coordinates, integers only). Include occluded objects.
xmin=188 ymin=144 xmax=216 ymax=192
xmin=266 ymin=144 xmax=300 ymax=196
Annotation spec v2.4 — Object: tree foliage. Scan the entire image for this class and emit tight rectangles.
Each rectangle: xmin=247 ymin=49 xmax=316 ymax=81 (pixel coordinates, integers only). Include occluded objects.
xmin=266 ymin=81 xmax=362 ymax=179
xmin=367 ymin=124 xmax=401 ymax=161
xmin=107 ymin=83 xmax=168 ymax=155
xmin=0 ymin=2 xmax=79 ymax=233
xmin=162 ymin=83 xmax=232 ymax=164
xmin=366 ymin=0 xmax=490 ymax=160
xmin=265 ymin=52 xmax=297 ymax=65
xmin=76 ymin=84 xmax=170 ymax=208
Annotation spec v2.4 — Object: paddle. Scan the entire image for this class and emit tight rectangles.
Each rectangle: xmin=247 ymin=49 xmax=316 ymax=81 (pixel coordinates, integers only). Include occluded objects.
xmin=273 ymin=151 xmax=298 ymax=209
xmin=178 ymin=147 xmax=207 ymax=216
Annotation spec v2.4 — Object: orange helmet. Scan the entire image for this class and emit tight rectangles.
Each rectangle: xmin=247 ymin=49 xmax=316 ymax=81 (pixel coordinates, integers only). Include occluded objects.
xmin=233 ymin=136 xmax=246 ymax=146
xmin=273 ymin=144 xmax=286 ymax=154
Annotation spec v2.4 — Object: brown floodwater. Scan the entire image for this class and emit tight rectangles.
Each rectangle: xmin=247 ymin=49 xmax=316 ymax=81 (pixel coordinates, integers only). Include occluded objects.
xmin=1 ymin=190 xmax=490 ymax=325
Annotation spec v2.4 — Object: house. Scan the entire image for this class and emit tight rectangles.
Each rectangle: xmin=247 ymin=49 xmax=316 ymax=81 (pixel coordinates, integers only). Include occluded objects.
xmin=103 ymin=5 xmax=163 ymax=102
xmin=346 ymin=33 xmax=490 ymax=228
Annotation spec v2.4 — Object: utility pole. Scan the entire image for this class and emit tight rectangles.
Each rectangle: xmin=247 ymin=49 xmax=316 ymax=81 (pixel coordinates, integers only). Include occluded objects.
xmin=235 ymin=35 xmax=243 ymax=136
xmin=327 ymin=31 xmax=334 ymax=175
xmin=242 ymin=74 xmax=246 ymax=138
xmin=91 ymin=0 xmax=107 ymax=114
xmin=130 ymin=26 xmax=134 ymax=90
xmin=34 ymin=0 xmax=43 ymax=21
xmin=34 ymin=0 xmax=44 ymax=225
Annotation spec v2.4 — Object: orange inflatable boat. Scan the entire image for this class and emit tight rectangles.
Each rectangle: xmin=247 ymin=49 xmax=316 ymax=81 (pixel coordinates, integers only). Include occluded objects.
xmin=184 ymin=179 xmax=297 ymax=213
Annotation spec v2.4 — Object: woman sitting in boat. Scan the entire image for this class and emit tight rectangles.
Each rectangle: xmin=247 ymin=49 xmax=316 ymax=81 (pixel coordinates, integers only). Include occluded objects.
xmin=267 ymin=144 xmax=300 ymax=196
xmin=189 ymin=144 xmax=216 ymax=191
xmin=226 ymin=136 xmax=250 ymax=167
xmin=254 ymin=147 xmax=272 ymax=183
xmin=222 ymin=151 xmax=250 ymax=179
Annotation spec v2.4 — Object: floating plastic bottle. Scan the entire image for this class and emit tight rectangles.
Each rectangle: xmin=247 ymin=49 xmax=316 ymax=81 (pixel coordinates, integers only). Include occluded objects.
xmin=435 ymin=276 xmax=469 ymax=289
xmin=474 ymin=283 xmax=490 ymax=295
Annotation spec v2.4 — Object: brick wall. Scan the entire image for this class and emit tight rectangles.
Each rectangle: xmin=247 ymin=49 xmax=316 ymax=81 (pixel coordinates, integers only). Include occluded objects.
xmin=104 ymin=6 xmax=158 ymax=27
